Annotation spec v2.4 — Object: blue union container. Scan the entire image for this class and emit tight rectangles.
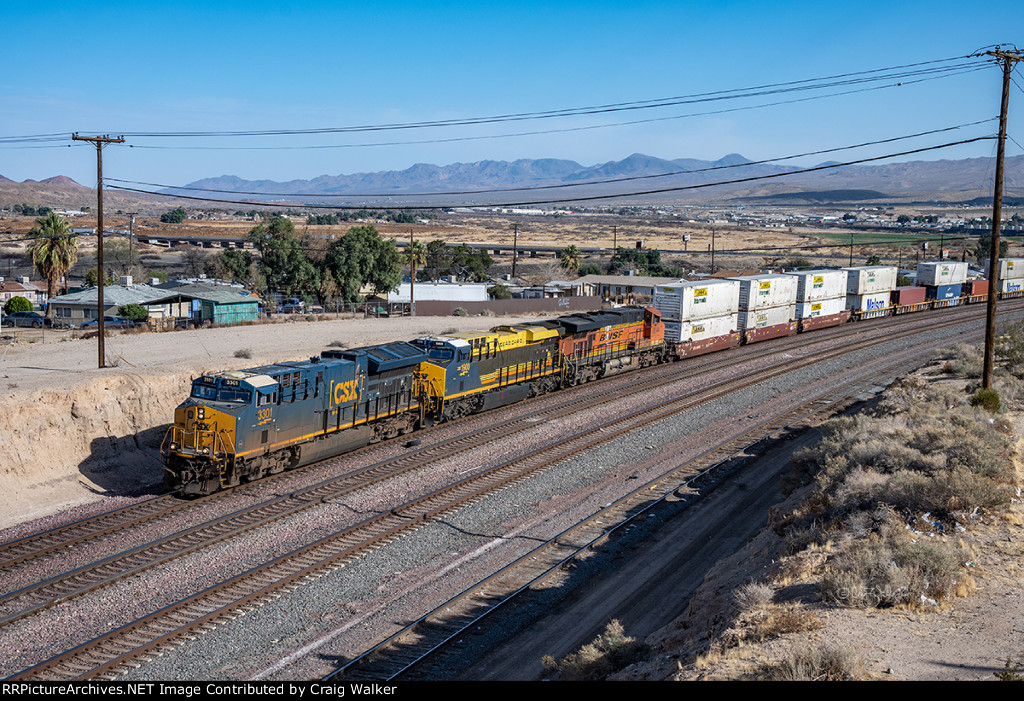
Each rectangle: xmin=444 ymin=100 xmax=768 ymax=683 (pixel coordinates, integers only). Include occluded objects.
xmin=924 ymin=283 xmax=962 ymax=300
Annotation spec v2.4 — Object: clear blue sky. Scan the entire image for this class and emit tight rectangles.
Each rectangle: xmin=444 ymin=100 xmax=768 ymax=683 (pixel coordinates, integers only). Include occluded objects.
xmin=1 ymin=0 xmax=1020 ymax=189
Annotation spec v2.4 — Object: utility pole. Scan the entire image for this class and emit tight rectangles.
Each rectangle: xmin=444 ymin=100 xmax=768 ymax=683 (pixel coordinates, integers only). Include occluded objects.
xmin=511 ymin=223 xmax=519 ymax=280
xmin=711 ymin=228 xmax=716 ymax=273
xmin=72 ymin=133 xmax=124 ymax=369
xmin=409 ymin=229 xmax=416 ymax=317
xmin=127 ymin=212 xmax=137 ymax=278
xmin=849 ymin=232 xmax=855 ymax=267
xmin=983 ymin=47 xmax=1021 ymax=390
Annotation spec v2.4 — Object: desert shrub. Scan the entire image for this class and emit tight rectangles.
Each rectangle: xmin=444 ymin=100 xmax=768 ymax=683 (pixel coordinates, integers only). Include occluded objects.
xmin=543 ymin=619 xmax=648 ymax=681
xmin=941 ymin=343 xmax=983 ymax=378
xmin=327 ymin=340 xmax=347 ymax=348
xmin=787 ymin=385 xmax=1012 ymax=522
xmin=759 ymin=643 xmax=863 ymax=681
xmin=452 ymin=307 xmax=469 ymax=317
xmin=234 ymin=349 xmax=252 ymax=359
xmin=3 ymin=296 xmax=32 ymax=314
xmin=820 ymin=516 xmax=964 ymax=608
xmin=995 ymin=656 xmax=1024 ymax=681
xmin=118 ymin=303 xmax=149 ymax=323
xmin=971 ymin=387 xmax=1001 ymax=413
xmin=733 ymin=581 xmax=774 ymax=615
xmin=997 ymin=321 xmax=1024 ymax=376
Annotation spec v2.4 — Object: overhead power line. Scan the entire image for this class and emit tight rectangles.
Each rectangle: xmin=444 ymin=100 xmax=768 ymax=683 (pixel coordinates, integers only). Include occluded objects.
xmin=119 ymin=66 xmax=989 ymax=152
xmin=107 ymin=120 xmax=998 ymax=198
xmin=108 ymin=136 xmax=996 ymax=210
xmin=90 ymin=54 xmax=985 ymax=140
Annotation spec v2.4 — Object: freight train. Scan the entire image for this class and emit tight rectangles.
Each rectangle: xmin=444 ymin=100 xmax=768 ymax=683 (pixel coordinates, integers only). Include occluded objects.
xmin=161 ymin=266 xmax=1014 ymax=496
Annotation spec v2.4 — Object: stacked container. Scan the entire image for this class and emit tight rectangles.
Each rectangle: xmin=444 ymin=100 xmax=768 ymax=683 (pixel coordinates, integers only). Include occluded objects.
xmin=966 ymin=279 xmax=989 ymax=300
xmin=987 ymin=258 xmax=1024 ymax=297
xmin=783 ymin=269 xmax=849 ymax=330
xmin=844 ymin=266 xmax=897 ymax=318
xmin=652 ymin=280 xmax=741 ymax=357
xmin=916 ymin=262 xmax=967 ymax=307
xmin=891 ymin=286 xmax=927 ymax=314
xmin=728 ymin=274 xmax=798 ymax=343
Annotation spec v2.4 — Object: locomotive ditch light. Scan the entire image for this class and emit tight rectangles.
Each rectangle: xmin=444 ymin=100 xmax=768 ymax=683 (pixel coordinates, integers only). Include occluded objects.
xmin=202 ymin=447 xmax=210 ymax=455
xmin=169 ymin=442 xmax=178 ymax=451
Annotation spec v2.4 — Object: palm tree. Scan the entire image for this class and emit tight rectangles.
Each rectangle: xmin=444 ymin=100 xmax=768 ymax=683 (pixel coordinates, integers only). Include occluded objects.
xmin=559 ymin=244 xmax=583 ymax=274
xmin=409 ymin=239 xmax=427 ymax=281
xmin=28 ymin=212 xmax=78 ymax=316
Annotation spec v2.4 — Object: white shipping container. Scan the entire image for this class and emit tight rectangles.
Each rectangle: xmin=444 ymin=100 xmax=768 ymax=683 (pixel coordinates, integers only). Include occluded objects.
xmin=796 ymin=297 xmax=846 ymax=319
xmin=664 ymin=314 xmax=738 ymax=343
xmin=737 ymin=304 xmax=795 ymax=331
xmin=844 ymin=266 xmax=897 ymax=295
xmin=784 ymin=269 xmax=847 ymax=302
xmin=986 ymin=258 xmax=1024 ymax=280
xmin=846 ymin=291 xmax=891 ymax=312
xmin=1002 ymin=278 xmax=1024 ymax=294
xmin=729 ymin=274 xmax=798 ymax=310
xmin=653 ymin=279 xmax=739 ymax=321
xmin=916 ymin=262 xmax=968 ymax=286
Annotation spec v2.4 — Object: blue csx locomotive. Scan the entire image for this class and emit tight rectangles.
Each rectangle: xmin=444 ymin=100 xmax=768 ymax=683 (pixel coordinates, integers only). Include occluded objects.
xmin=163 ymin=342 xmax=429 ymax=495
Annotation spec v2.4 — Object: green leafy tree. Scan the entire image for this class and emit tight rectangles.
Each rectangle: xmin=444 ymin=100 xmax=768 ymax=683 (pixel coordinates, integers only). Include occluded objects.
xmin=160 ymin=208 xmax=187 ymax=224
xmin=28 ymin=212 xmax=78 ymax=314
xmin=425 ymin=239 xmax=453 ymax=280
xmin=117 ymin=303 xmax=149 ymax=322
xmin=975 ymin=236 xmax=1010 ymax=266
xmin=326 ymin=225 xmax=402 ymax=302
xmin=248 ymin=216 xmax=316 ymax=297
xmin=3 ymin=296 xmax=32 ymax=314
xmin=577 ymin=263 xmax=603 ymax=276
xmin=452 ymin=244 xmax=493 ymax=282
xmin=865 ymin=254 xmax=882 ymax=266
xmin=84 ymin=268 xmax=113 ymax=287
xmin=208 ymin=249 xmax=253 ymax=282
xmin=487 ymin=284 xmax=512 ymax=299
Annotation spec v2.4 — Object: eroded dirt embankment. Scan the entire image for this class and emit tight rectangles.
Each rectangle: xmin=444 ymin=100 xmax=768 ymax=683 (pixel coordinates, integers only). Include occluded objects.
xmin=4 ymin=371 xmax=191 ymax=527
xmin=0 ymin=315 xmax=531 ymax=531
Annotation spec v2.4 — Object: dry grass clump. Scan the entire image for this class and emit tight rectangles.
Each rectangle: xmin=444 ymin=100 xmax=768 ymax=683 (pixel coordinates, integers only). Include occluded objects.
xmin=758 ymin=643 xmax=864 ymax=681
xmin=541 ymin=619 xmax=648 ymax=680
xmin=233 ymin=348 xmax=252 ymax=359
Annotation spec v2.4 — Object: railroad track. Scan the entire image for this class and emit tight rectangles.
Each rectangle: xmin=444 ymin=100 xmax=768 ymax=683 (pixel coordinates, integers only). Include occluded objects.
xmin=0 ymin=303 xmax=995 ymax=630
xmin=0 ymin=297 xmax=1004 ymax=575
xmin=7 ymin=308 xmax=1004 ymax=681
xmin=323 ymin=340 xmax=965 ymax=681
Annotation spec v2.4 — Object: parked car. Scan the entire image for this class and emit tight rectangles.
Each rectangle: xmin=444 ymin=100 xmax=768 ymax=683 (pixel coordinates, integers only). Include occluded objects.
xmin=80 ymin=315 xmax=135 ymax=329
xmin=278 ymin=298 xmax=305 ymax=314
xmin=2 ymin=311 xmax=53 ymax=328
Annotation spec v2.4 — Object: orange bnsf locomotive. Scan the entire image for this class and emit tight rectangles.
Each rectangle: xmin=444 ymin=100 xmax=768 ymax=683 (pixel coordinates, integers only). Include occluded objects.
xmin=162 ymin=307 xmax=666 ymax=495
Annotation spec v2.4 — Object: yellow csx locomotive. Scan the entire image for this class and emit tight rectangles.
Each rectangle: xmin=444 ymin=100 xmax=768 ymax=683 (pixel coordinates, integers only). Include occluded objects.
xmin=162 ymin=308 xmax=663 ymax=495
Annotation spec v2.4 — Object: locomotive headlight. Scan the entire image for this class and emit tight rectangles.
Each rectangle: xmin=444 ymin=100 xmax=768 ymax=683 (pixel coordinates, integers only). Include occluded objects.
xmin=198 ymin=407 xmax=206 ymax=419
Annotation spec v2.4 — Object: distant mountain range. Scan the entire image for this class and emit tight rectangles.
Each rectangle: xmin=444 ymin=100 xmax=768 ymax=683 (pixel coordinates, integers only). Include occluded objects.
xmin=3 ymin=153 xmax=1023 ymax=210
xmin=171 ymin=152 xmax=1024 ymax=205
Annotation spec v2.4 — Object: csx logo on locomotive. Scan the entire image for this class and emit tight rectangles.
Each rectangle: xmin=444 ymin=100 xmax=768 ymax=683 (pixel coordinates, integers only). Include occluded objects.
xmin=330 ymin=378 xmax=360 ymax=406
